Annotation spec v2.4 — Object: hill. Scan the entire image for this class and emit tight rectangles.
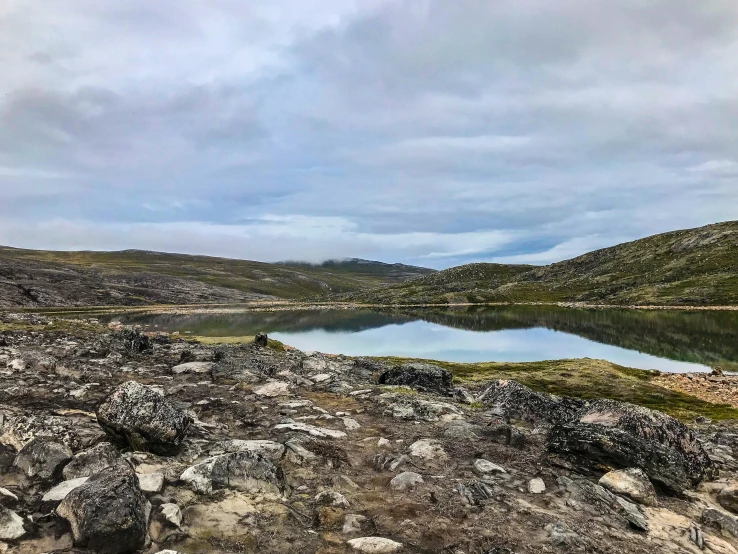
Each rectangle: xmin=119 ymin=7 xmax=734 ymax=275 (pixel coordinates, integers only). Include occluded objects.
xmin=0 ymin=248 xmax=433 ymax=308
xmin=345 ymin=220 xmax=738 ymax=306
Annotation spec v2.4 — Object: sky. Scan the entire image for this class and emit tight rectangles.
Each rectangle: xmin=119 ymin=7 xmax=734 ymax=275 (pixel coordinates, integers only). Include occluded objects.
xmin=1 ymin=0 xmax=737 ymax=269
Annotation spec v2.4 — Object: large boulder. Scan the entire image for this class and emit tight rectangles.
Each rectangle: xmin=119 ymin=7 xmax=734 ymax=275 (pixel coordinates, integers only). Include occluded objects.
xmin=378 ymin=363 xmax=453 ymax=394
xmin=96 ymin=381 xmax=192 ymax=455
xmin=180 ymin=451 xmax=283 ymax=494
xmin=14 ymin=438 xmax=72 ymax=481
xmin=599 ymin=468 xmax=657 ymax=507
xmin=477 ymin=380 xmax=584 ymax=424
xmin=548 ymin=399 xmax=715 ymax=493
xmin=0 ymin=413 xmax=81 ymax=451
xmin=63 ymin=442 xmax=126 ymax=480
xmin=56 ymin=465 xmax=149 ymax=554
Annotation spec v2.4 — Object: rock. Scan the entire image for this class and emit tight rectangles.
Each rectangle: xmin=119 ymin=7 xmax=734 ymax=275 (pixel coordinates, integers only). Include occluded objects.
xmin=378 ymin=393 xmax=463 ymax=422
xmin=408 ymin=439 xmax=447 ymax=460
xmin=42 ymin=477 xmax=90 ymax=502
xmin=390 ymin=471 xmax=424 ymax=491
xmin=343 ymin=417 xmax=361 ymax=431
xmin=160 ymin=503 xmax=182 ymax=527
xmin=689 ymin=525 xmax=705 ymax=549
xmin=253 ymin=381 xmax=291 ymax=397
xmin=273 ymin=422 xmax=347 ymax=439
xmin=718 ymin=484 xmax=738 ymax=514
xmin=528 ymin=478 xmax=546 ymax=494
xmin=546 ymin=522 xmax=581 ymax=547
xmin=96 ymin=381 xmax=192 ymax=455
xmin=180 ymin=451 xmax=282 ymax=494
xmin=378 ymin=363 xmax=453 ymax=394
xmin=548 ymin=398 xmax=715 ymax=493
xmin=473 ymin=459 xmax=506 ymax=475
xmin=171 ymin=361 xmax=216 ymax=374
xmin=14 ymin=438 xmax=72 ymax=480
xmin=63 ymin=443 xmax=126 ymax=480
xmin=115 ymin=328 xmax=152 ymax=355
xmin=0 ymin=487 xmax=18 ymax=506
xmin=557 ymin=476 xmax=648 ymax=531
xmin=56 ymin=465 xmax=149 ymax=554
xmin=458 ymin=480 xmax=496 ymax=506
xmin=348 ymin=537 xmax=403 ymax=553
xmin=211 ymin=439 xmax=286 ymax=461
xmin=137 ymin=472 xmax=164 ymax=493
xmin=254 ymin=333 xmax=268 ymax=347
xmin=316 ymin=491 xmax=350 ymax=508
xmin=703 ymin=508 xmax=738 ymax=538
xmin=477 ymin=380 xmax=583 ymax=425
xmin=0 ymin=505 xmax=26 ymax=541
xmin=0 ymin=413 xmax=81 ymax=450
xmin=599 ymin=468 xmax=657 ymax=506
xmin=343 ymin=514 xmax=368 ymax=534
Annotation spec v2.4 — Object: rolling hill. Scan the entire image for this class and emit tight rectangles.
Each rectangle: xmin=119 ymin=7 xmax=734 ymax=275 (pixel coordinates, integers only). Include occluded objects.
xmin=344 ymin=221 xmax=738 ymax=306
xmin=0 ymin=248 xmax=433 ymax=308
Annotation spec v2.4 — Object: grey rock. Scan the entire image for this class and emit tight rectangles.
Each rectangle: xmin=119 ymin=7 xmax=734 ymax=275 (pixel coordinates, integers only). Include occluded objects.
xmin=315 ymin=490 xmax=350 ymax=507
xmin=557 ymin=476 xmax=648 ymax=531
xmin=171 ymin=361 xmax=216 ymax=374
xmin=137 ymin=472 xmax=164 ymax=493
xmin=0 ymin=413 xmax=81 ymax=450
xmin=180 ymin=451 xmax=283 ymax=494
xmin=63 ymin=443 xmax=126 ymax=480
xmin=42 ymin=477 xmax=90 ymax=502
xmin=390 ymin=471 xmax=424 ymax=491
xmin=527 ymin=478 xmax=546 ymax=494
xmin=458 ymin=480 xmax=496 ymax=506
xmin=96 ymin=381 xmax=192 ymax=455
xmin=347 ymin=537 xmax=403 ymax=553
xmin=56 ymin=465 xmax=149 ymax=554
xmin=254 ymin=333 xmax=268 ymax=347
xmin=718 ymin=484 xmax=738 ymax=514
xmin=210 ymin=439 xmax=286 ymax=461
xmin=473 ymin=459 xmax=506 ymax=475
xmin=478 ymin=380 xmax=583 ymax=425
xmin=343 ymin=514 xmax=368 ymax=534
xmin=14 ymin=438 xmax=72 ymax=480
xmin=159 ymin=503 xmax=182 ymax=528
xmin=0 ymin=505 xmax=26 ymax=541
xmin=546 ymin=522 xmax=581 ymax=547
xmin=703 ymin=508 xmax=738 ymax=538
xmin=378 ymin=362 xmax=453 ymax=394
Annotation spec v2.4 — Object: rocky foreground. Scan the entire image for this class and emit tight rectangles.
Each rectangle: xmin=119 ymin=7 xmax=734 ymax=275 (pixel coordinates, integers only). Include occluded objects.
xmin=2 ymin=315 xmax=738 ymax=553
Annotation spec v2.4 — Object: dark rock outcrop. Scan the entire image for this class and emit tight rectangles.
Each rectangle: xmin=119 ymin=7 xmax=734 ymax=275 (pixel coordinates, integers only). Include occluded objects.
xmin=13 ymin=438 xmax=72 ymax=481
xmin=96 ymin=381 xmax=192 ymax=455
xmin=477 ymin=380 xmax=584 ymax=424
xmin=548 ymin=399 xmax=715 ymax=493
xmin=63 ymin=442 xmax=126 ymax=480
xmin=180 ymin=450 xmax=283 ymax=494
xmin=254 ymin=332 xmax=269 ymax=347
xmin=56 ymin=465 xmax=149 ymax=554
xmin=378 ymin=362 xmax=453 ymax=394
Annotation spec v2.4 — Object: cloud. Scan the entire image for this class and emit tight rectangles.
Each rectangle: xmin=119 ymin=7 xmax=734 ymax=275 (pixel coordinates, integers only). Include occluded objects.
xmin=1 ymin=0 xmax=737 ymax=267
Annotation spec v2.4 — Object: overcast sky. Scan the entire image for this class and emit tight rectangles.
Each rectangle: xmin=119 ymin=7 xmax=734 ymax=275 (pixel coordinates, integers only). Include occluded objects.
xmin=1 ymin=0 xmax=737 ymax=268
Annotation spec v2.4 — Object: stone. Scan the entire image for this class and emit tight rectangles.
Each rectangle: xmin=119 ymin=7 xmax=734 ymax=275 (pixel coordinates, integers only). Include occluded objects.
xmin=273 ymin=422 xmax=347 ymax=439
xmin=546 ymin=522 xmax=581 ymax=547
xmin=378 ymin=363 xmax=453 ymax=394
xmin=0 ymin=506 xmax=26 ymax=541
xmin=42 ymin=477 xmax=90 ymax=502
xmin=160 ymin=503 xmax=182 ymax=527
xmin=343 ymin=417 xmax=361 ymax=431
xmin=557 ymin=476 xmax=648 ymax=531
xmin=96 ymin=381 xmax=192 ymax=455
xmin=343 ymin=514 xmax=368 ymax=534
xmin=718 ymin=484 xmax=738 ymax=514
xmin=171 ymin=361 xmax=216 ymax=375
xmin=0 ymin=487 xmax=18 ymax=506
xmin=390 ymin=471 xmax=424 ymax=491
xmin=14 ymin=438 xmax=72 ymax=480
xmin=63 ymin=443 xmax=125 ymax=480
xmin=180 ymin=451 xmax=282 ymax=494
xmin=137 ymin=472 xmax=164 ymax=493
xmin=253 ymin=381 xmax=291 ymax=397
xmin=599 ymin=468 xmax=657 ymax=506
xmin=377 ymin=438 xmax=391 ymax=448
xmin=0 ymin=413 xmax=81 ymax=451
xmin=408 ymin=439 xmax=447 ymax=460
xmin=348 ymin=537 xmax=404 ymax=553
xmin=703 ymin=508 xmax=738 ymax=538
xmin=254 ymin=333 xmax=268 ymax=347
xmin=458 ymin=480 xmax=496 ymax=506
xmin=548 ymin=398 xmax=715 ymax=493
xmin=316 ymin=491 xmax=351 ymax=508
xmin=56 ymin=465 xmax=149 ymax=554
xmin=528 ymin=478 xmax=546 ymax=494
xmin=211 ymin=439 xmax=286 ymax=461
xmin=478 ymin=380 xmax=583 ymax=425
xmin=474 ymin=459 xmax=506 ymax=475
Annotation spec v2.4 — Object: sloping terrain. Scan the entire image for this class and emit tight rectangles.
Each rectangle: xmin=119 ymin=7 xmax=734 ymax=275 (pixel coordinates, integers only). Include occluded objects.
xmin=347 ymin=221 xmax=738 ymax=306
xmin=0 ymin=248 xmax=433 ymax=308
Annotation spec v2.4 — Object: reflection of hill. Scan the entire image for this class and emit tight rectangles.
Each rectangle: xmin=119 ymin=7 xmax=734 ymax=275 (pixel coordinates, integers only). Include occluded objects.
xmin=388 ymin=306 xmax=738 ymax=370
xmin=109 ymin=309 xmax=413 ymax=336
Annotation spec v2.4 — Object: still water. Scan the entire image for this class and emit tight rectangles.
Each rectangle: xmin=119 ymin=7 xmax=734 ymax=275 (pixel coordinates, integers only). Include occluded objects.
xmin=94 ymin=306 xmax=738 ymax=373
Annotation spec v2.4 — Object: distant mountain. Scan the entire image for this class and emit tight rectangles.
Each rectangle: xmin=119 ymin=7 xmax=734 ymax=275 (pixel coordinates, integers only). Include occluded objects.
xmin=345 ymin=221 xmax=738 ymax=306
xmin=0 ymin=247 xmax=433 ymax=308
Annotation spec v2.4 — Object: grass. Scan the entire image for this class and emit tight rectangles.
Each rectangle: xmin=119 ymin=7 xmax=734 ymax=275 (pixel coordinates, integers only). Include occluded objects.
xmin=375 ymin=356 xmax=738 ymax=421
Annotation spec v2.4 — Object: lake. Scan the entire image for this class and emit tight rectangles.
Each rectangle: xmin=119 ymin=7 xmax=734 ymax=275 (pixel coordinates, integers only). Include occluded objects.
xmin=92 ymin=305 xmax=738 ymax=373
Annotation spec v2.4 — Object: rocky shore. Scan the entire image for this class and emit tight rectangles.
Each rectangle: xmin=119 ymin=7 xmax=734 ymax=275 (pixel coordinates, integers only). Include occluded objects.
xmin=2 ymin=314 xmax=738 ymax=553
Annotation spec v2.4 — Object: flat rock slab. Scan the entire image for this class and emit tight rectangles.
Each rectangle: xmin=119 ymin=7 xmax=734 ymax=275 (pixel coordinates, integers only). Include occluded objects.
xmin=0 ymin=505 xmax=26 ymax=541
xmin=211 ymin=439 xmax=286 ymax=461
xmin=137 ymin=472 xmax=165 ymax=493
xmin=172 ymin=361 xmax=216 ymax=374
xmin=43 ymin=477 xmax=90 ymax=502
xmin=253 ymin=381 xmax=292 ymax=397
xmin=348 ymin=537 xmax=403 ymax=553
xmin=180 ymin=451 xmax=282 ymax=494
xmin=273 ymin=422 xmax=347 ymax=439
xmin=408 ymin=439 xmax=447 ymax=460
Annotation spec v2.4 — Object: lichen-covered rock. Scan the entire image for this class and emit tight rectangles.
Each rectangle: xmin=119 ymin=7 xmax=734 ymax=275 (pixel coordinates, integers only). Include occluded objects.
xmin=14 ymin=438 xmax=72 ymax=480
xmin=390 ymin=471 xmax=424 ymax=491
xmin=599 ymin=468 xmax=657 ymax=506
xmin=42 ymin=477 xmax=90 ymax=502
xmin=378 ymin=363 xmax=453 ymax=394
xmin=96 ymin=381 xmax=192 ymax=455
xmin=477 ymin=380 xmax=583 ymax=424
xmin=348 ymin=537 xmax=403 ymax=553
xmin=548 ymin=399 xmax=715 ymax=493
xmin=56 ymin=465 xmax=149 ymax=554
xmin=63 ymin=443 xmax=126 ymax=480
xmin=0 ymin=413 xmax=81 ymax=450
xmin=180 ymin=451 xmax=283 ymax=494
xmin=0 ymin=505 xmax=26 ymax=541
